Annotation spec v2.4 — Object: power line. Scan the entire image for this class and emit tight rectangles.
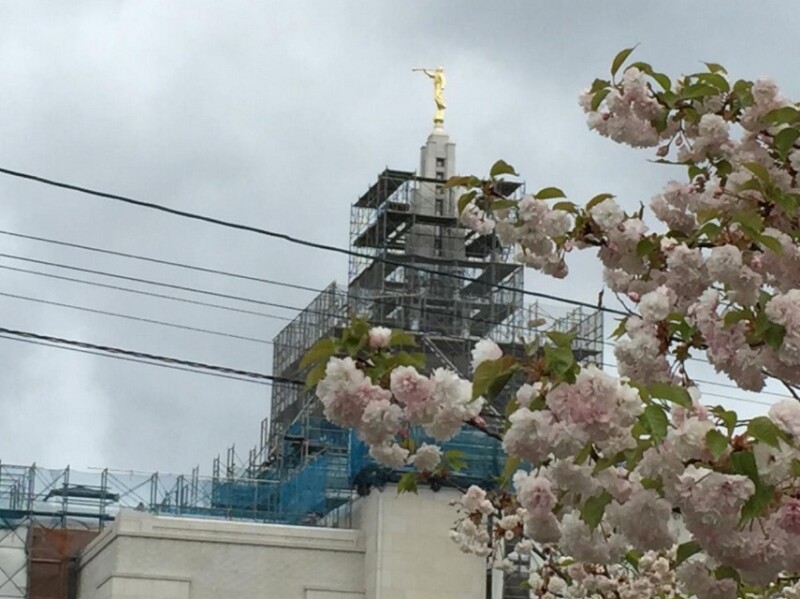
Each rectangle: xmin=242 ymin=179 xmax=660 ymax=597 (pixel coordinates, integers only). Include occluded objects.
xmin=6 ymin=250 xmax=777 ymax=399
xmin=0 ymin=326 xmax=303 ymax=385
xmin=0 ymin=291 xmax=273 ymax=345
xmin=5 ymin=231 xmax=710 ymax=369
xmin=0 ymin=324 xmax=777 ymax=409
xmin=0 ymin=264 xmax=293 ymax=322
xmin=2 ymin=247 xmax=777 ymax=402
xmin=0 ymin=228 xmax=620 ymax=342
xmin=0 ymin=252 xmax=307 ymax=313
xmin=0 ymin=334 xmax=270 ymax=386
xmin=0 ymin=251 xmax=575 ymax=340
xmin=0 ymin=228 xmax=322 ymax=294
xmin=0 ymin=166 xmax=626 ymax=317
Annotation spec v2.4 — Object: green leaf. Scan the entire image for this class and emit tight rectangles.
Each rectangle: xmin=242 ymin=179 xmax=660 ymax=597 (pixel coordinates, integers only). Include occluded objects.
xmin=457 ymin=190 xmax=477 ymax=216
xmin=653 ymin=110 xmax=670 ymax=133
xmin=636 ymin=237 xmax=660 ymax=258
xmin=711 ymin=406 xmax=738 ymax=437
xmin=574 ymin=442 xmax=593 ymax=465
xmin=593 ymin=451 xmax=626 ymax=473
xmin=581 ymin=490 xmax=613 ymax=528
xmin=735 ymin=178 xmax=763 ymax=196
xmin=759 ymin=234 xmax=783 ymax=254
xmin=776 ymin=192 xmax=800 ymax=216
xmin=740 ymin=483 xmax=775 ymax=523
xmin=611 ymin=47 xmax=636 ymax=77
xmin=611 ymin=317 xmax=628 ymax=339
xmin=723 ymin=310 xmax=751 ymax=328
xmin=640 ymin=477 xmax=664 ymax=494
xmin=489 ymin=199 xmax=517 ymax=211
xmin=651 ymin=72 xmax=671 ymax=92
xmin=591 ymin=88 xmax=610 ymax=111
xmin=300 ymin=338 xmax=337 ymax=369
xmin=649 ymin=382 xmax=692 ymax=408
xmin=763 ymin=106 xmax=800 ymax=126
xmin=696 ymin=72 xmax=730 ymax=93
xmin=643 ymin=405 xmax=669 ymax=442
xmin=546 ymin=331 xmax=574 ymax=348
xmin=490 ymin=159 xmax=518 ymax=178
xmin=748 ymin=416 xmax=783 ymax=448
xmin=713 ymin=565 xmax=741 ymax=583
xmin=399 ymin=436 xmax=417 ymax=453
xmin=743 ymin=161 xmax=770 ymax=183
xmin=553 ymin=201 xmax=578 ymax=214
xmin=731 ymin=450 xmax=759 ymax=483
xmin=472 ymin=355 xmax=517 ymax=400
xmin=397 ymin=472 xmax=418 ymax=494
xmin=715 ymin=159 xmax=733 ymax=178
xmin=658 ymin=90 xmax=679 ymax=108
xmin=543 ymin=345 xmax=577 ymax=383
xmin=535 ymin=186 xmax=566 ymax=200
xmin=706 ymin=429 xmax=729 ymax=460
xmin=590 ymin=78 xmax=610 ymax=93
xmin=698 ymin=221 xmax=721 ymax=241
xmin=445 ymin=175 xmax=481 ymax=189
xmin=499 ymin=455 xmax=521 ymax=489
xmin=703 ymin=62 xmax=728 ymax=75
xmin=680 ymin=83 xmax=720 ymax=100
xmin=585 ymin=193 xmax=615 ymax=211
xmin=487 ymin=370 xmax=516 ymax=402
xmin=624 ymin=549 xmax=641 ymax=570
xmin=764 ymin=322 xmax=786 ymax=351
xmin=675 ymin=540 xmax=702 ymax=566
xmin=388 ymin=329 xmax=417 ymax=348
xmin=443 ymin=449 xmax=467 ymax=473
xmin=391 ymin=351 xmax=426 ymax=370
xmin=305 ymin=360 xmax=328 ymax=390
xmin=733 ymin=210 xmax=765 ymax=235
xmin=791 ymin=458 xmax=800 ymax=478
xmin=774 ymin=127 xmax=800 ymax=160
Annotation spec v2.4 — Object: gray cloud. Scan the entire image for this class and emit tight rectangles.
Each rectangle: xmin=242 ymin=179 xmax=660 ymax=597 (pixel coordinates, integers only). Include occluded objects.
xmin=0 ymin=1 xmax=790 ymax=473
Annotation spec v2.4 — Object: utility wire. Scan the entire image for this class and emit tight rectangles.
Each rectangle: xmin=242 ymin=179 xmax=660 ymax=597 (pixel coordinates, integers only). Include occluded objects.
xmin=0 ymin=232 xmax=778 ymax=402
xmin=0 ymin=291 xmax=273 ymax=345
xmin=0 ymin=264 xmax=293 ymax=322
xmin=0 ymin=252 xmax=305 ymax=313
xmin=0 ymin=229 xmax=625 ymax=344
xmin=0 ymin=166 xmax=626 ymax=317
xmin=0 ymin=326 xmax=303 ymax=385
xmin=2 ymin=248 xmax=777 ymax=401
xmin=3 ymin=253 xmax=775 ymax=399
xmin=0 ymin=334 xmax=271 ymax=386
xmin=0 ymin=228 xmax=321 ymax=294
xmin=0 ymin=251 xmax=579 ymax=339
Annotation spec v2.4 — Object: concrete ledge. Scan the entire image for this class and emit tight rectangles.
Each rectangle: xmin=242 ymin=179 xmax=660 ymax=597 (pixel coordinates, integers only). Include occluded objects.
xmin=83 ymin=510 xmax=364 ymax=563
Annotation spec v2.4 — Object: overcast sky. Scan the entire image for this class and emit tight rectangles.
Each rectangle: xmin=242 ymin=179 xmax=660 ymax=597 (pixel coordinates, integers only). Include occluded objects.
xmin=0 ymin=2 xmax=795 ymax=476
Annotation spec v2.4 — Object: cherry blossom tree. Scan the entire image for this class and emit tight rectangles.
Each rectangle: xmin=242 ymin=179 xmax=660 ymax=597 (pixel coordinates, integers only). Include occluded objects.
xmin=303 ymin=49 xmax=800 ymax=598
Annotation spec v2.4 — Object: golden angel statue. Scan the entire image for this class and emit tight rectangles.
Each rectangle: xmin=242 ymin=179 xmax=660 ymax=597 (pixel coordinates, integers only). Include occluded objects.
xmin=413 ymin=67 xmax=446 ymax=126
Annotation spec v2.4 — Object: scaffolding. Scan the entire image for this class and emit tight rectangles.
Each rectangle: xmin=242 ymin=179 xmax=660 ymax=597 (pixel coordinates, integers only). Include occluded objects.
xmin=194 ymin=140 xmax=606 ymax=542
xmin=348 ymin=170 xmax=525 ymax=344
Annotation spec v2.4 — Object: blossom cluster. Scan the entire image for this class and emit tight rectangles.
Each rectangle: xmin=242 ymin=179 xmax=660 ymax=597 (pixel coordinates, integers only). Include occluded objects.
xmin=309 ymin=51 xmax=800 ymax=598
xmin=315 ymin=347 xmax=485 ymax=470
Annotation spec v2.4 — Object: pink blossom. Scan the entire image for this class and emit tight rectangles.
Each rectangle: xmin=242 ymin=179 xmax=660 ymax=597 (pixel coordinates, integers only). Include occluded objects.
xmin=367 ymin=326 xmax=392 ymax=349
xmin=470 ymin=338 xmax=502 ymax=371
xmin=390 ymin=366 xmax=433 ymax=419
xmin=358 ymin=399 xmax=404 ymax=445
xmin=513 ymin=470 xmax=557 ymax=515
xmin=407 ymin=443 xmax=442 ymax=472
xmin=769 ymin=399 xmax=800 ymax=441
xmin=368 ymin=442 xmax=409 ymax=468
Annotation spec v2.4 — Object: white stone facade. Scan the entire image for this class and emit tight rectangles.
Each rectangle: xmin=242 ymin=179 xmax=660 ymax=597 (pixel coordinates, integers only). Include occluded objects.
xmin=77 ymin=486 xmax=486 ymax=599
